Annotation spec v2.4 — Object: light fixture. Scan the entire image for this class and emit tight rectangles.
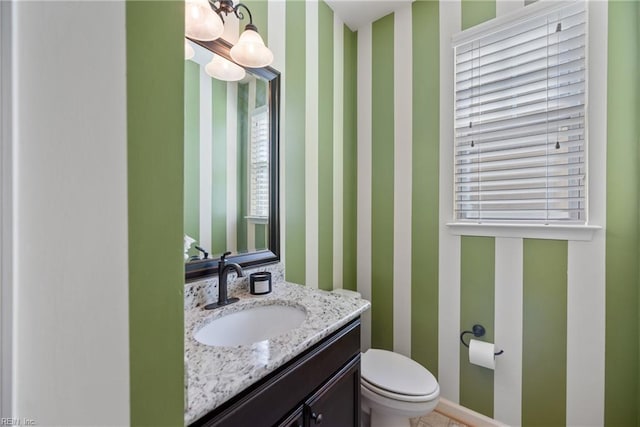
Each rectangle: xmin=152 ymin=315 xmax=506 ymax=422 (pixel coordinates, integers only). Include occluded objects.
xmin=185 ymin=0 xmax=273 ymax=68
xmin=185 ymin=0 xmax=224 ymax=41
xmin=205 ymin=54 xmax=246 ymax=82
xmin=185 ymin=39 xmax=195 ymax=60
xmin=230 ymin=25 xmax=273 ymax=68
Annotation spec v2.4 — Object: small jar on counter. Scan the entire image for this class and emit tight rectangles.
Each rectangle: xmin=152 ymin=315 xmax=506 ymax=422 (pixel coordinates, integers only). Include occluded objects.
xmin=249 ymin=272 xmax=272 ymax=295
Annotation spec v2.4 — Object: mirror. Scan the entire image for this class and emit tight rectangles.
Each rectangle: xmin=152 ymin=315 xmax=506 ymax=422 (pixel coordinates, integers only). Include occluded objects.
xmin=184 ymin=37 xmax=280 ymax=281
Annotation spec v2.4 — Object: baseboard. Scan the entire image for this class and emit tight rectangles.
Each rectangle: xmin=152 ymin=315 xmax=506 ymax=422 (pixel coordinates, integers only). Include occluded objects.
xmin=435 ymin=398 xmax=509 ymax=427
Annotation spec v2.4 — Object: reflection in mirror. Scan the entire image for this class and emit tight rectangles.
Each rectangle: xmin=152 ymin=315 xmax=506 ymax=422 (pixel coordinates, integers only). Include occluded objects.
xmin=184 ymin=38 xmax=280 ymax=281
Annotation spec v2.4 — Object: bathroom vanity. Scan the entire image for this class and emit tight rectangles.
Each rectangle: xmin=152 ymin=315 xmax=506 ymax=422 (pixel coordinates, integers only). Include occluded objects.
xmin=193 ymin=319 xmax=360 ymax=426
xmin=184 ymin=278 xmax=370 ymax=426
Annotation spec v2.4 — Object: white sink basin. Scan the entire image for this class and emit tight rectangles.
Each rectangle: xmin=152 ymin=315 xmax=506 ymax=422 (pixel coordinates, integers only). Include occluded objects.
xmin=194 ymin=304 xmax=307 ymax=347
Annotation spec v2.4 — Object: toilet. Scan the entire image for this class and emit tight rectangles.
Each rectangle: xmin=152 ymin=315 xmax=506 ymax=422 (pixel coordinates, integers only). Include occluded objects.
xmin=360 ymin=349 xmax=440 ymax=427
xmin=331 ymin=290 xmax=440 ymax=427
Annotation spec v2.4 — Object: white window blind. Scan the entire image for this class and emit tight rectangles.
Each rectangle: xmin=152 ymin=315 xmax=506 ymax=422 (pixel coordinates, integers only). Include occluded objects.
xmin=249 ymin=106 xmax=269 ymax=219
xmin=454 ymin=2 xmax=587 ymax=224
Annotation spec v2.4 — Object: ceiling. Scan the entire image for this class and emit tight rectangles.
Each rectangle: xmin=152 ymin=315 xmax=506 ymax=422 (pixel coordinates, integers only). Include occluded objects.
xmin=324 ymin=0 xmax=414 ymax=31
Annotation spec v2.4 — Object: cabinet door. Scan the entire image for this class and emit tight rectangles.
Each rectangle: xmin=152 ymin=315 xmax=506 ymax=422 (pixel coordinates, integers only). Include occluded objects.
xmin=304 ymin=357 xmax=360 ymax=427
xmin=278 ymin=407 xmax=304 ymax=427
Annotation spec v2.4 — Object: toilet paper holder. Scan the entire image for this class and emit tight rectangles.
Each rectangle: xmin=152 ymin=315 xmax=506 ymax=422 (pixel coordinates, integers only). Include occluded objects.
xmin=460 ymin=324 xmax=504 ymax=356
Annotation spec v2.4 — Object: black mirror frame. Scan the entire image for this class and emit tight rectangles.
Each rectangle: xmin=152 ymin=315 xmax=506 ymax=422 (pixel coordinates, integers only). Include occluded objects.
xmin=185 ymin=37 xmax=280 ymax=282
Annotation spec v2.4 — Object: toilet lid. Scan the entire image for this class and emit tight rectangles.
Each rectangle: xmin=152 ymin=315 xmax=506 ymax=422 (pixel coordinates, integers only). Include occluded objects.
xmin=361 ymin=349 xmax=438 ymax=397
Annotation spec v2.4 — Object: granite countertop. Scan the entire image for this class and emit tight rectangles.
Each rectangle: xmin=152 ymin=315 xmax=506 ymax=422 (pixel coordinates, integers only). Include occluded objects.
xmin=184 ymin=281 xmax=371 ymax=425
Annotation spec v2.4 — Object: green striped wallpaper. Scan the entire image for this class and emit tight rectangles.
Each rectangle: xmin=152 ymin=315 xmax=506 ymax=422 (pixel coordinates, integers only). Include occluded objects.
xmin=342 ymin=26 xmax=358 ymax=292
xmin=237 ymin=82 xmax=249 ymax=252
xmin=605 ymin=1 xmax=639 ymax=425
xmin=522 ymin=239 xmax=568 ymax=426
xmin=127 ymin=1 xmax=184 ymax=424
xmin=411 ymin=0 xmax=439 ymax=376
xmin=318 ymin=1 xmax=334 ymax=292
xmin=461 ymin=0 xmax=496 ymax=30
xmin=371 ymin=13 xmax=395 ymax=351
xmin=211 ymin=78 xmax=228 ymax=255
xmin=284 ymin=0 xmax=306 ymax=285
xmin=185 ymin=60 xmax=200 ymax=254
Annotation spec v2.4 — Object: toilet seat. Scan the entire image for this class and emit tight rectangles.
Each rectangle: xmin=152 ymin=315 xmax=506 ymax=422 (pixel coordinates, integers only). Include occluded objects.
xmin=361 ymin=349 xmax=439 ymax=402
xmin=362 ymin=377 xmax=439 ymax=403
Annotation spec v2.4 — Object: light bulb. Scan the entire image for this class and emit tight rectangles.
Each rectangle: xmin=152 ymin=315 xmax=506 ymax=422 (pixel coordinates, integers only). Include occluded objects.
xmin=205 ymin=55 xmax=246 ymax=82
xmin=185 ymin=0 xmax=223 ymax=41
xmin=185 ymin=39 xmax=195 ymax=60
xmin=230 ymin=28 xmax=273 ymax=68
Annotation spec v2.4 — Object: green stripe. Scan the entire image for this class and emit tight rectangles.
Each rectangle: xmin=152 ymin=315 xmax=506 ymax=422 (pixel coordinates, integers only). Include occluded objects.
xmin=284 ymin=0 xmax=306 ymax=284
xmin=459 ymin=236 xmax=495 ymax=417
xmin=255 ymin=224 xmax=266 ymax=250
xmin=461 ymin=0 xmax=496 ymax=30
xmin=411 ymin=0 xmax=439 ymax=375
xmin=256 ymin=79 xmax=267 ymax=108
xmin=184 ymin=60 xmax=200 ymax=257
xmin=371 ymin=13 xmax=394 ymax=351
xmin=126 ymin=1 xmax=184 ymax=424
xmin=318 ymin=2 xmax=334 ymax=291
xmin=211 ymin=78 xmax=227 ymax=256
xmin=522 ymin=239 xmax=567 ymax=427
xmin=236 ymin=83 xmax=248 ymax=253
xmin=342 ymin=26 xmax=358 ymax=291
xmin=605 ymin=1 xmax=639 ymax=425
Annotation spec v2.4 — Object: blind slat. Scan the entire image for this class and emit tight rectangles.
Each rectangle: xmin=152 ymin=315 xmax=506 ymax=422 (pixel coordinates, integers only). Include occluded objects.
xmin=455 ymin=108 xmax=584 ymax=139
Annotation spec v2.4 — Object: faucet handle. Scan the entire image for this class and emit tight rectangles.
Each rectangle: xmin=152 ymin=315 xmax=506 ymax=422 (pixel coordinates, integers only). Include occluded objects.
xmin=219 ymin=251 xmax=233 ymax=267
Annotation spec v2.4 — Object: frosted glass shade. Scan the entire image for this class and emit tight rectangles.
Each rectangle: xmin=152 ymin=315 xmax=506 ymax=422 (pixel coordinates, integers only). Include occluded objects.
xmin=205 ymin=56 xmax=246 ymax=82
xmin=230 ymin=29 xmax=274 ymax=68
xmin=185 ymin=0 xmax=223 ymax=41
xmin=185 ymin=39 xmax=195 ymax=60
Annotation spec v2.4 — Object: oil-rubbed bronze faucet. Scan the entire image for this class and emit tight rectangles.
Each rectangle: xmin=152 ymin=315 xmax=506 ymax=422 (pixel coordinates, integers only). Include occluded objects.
xmin=204 ymin=251 xmax=245 ymax=310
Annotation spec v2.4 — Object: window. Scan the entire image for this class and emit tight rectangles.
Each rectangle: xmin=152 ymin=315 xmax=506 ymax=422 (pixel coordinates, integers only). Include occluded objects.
xmin=249 ymin=106 xmax=269 ymax=220
xmin=453 ymin=2 xmax=587 ymax=224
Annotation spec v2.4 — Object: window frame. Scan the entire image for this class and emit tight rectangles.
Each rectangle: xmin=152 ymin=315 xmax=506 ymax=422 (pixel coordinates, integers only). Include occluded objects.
xmin=247 ymin=104 xmax=270 ymax=222
xmin=447 ymin=0 xmax=601 ymax=241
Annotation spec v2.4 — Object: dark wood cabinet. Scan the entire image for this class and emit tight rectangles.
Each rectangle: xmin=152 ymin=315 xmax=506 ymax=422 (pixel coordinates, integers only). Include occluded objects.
xmin=304 ymin=358 xmax=360 ymax=426
xmin=191 ymin=318 xmax=361 ymax=427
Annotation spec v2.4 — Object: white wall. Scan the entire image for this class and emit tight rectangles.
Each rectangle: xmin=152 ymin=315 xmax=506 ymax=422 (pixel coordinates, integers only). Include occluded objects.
xmin=13 ymin=1 xmax=130 ymax=424
xmin=0 ymin=0 xmax=14 ymax=418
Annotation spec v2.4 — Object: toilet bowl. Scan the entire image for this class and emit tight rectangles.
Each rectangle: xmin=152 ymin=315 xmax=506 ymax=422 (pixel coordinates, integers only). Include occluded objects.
xmin=360 ymin=349 xmax=440 ymax=427
xmin=329 ymin=290 xmax=440 ymax=427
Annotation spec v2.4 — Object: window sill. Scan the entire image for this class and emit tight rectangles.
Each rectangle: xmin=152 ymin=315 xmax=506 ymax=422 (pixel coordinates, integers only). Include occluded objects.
xmin=446 ymin=222 xmax=602 ymax=241
xmin=246 ymin=216 xmax=268 ymax=225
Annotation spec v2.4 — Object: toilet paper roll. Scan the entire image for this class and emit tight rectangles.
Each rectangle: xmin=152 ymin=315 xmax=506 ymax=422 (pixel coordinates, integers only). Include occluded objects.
xmin=469 ymin=339 xmax=496 ymax=370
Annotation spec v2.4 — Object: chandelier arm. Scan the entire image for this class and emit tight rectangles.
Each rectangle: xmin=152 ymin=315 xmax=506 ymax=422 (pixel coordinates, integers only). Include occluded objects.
xmin=208 ymin=0 xmax=227 ymax=24
xmin=233 ymin=3 xmax=254 ymax=26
